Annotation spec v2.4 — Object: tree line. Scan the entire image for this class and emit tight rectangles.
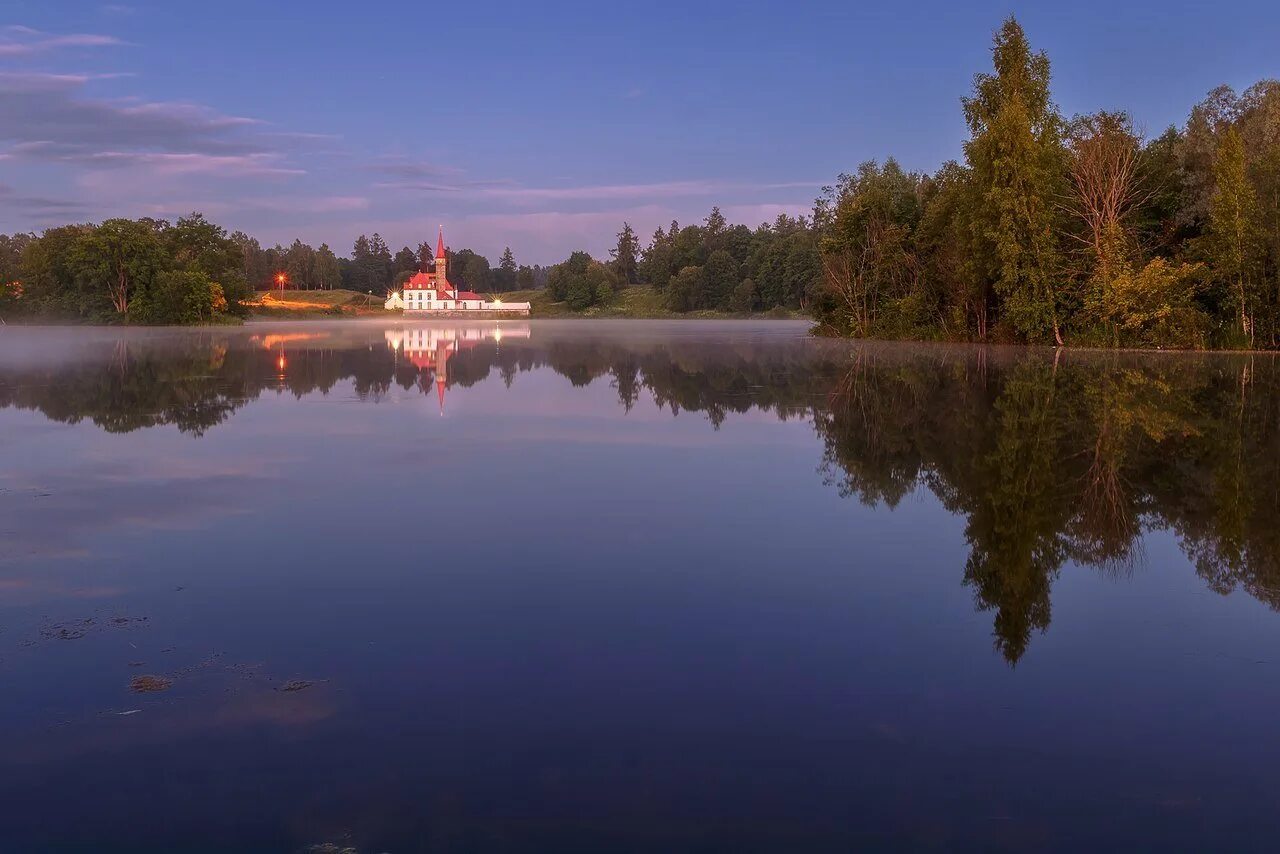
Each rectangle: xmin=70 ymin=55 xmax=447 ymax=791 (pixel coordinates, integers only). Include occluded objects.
xmin=3 ymin=15 xmax=1277 ymax=341
xmin=249 ymin=233 xmax=550 ymax=295
xmin=540 ymin=212 xmax=819 ymax=313
xmin=542 ymin=17 xmax=1280 ymax=347
xmin=806 ymin=17 xmax=1280 ymax=348
xmin=0 ymin=218 xmax=549 ymax=323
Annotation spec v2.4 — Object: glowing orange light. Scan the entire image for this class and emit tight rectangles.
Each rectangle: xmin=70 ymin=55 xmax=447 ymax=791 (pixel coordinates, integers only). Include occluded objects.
xmin=277 ymin=355 xmax=287 ymax=371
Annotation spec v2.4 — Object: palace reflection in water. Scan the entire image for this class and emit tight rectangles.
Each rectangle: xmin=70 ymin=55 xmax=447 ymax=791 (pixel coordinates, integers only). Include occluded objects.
xmin=2 ymin=321 xmax=1277 ymax=665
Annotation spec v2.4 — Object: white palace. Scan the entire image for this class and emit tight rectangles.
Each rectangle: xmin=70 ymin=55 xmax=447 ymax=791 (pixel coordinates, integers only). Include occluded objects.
xmin=384 ymin=227 xmax=530 ymax=316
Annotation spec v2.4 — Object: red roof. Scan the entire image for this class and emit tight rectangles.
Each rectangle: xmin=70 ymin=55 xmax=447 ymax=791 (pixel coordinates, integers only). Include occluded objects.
xmin=456 ymin=291 xmax=483 ymax=301
xmin=436 ymin=227 xmax=447 ymax=260
xmin=406 ymin=271 xmax=433 ymax=287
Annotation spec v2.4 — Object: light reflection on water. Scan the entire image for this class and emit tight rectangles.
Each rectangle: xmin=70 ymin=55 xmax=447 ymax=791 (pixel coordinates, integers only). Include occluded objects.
xmin=2 ymin=319 xmax=1280 ymax=852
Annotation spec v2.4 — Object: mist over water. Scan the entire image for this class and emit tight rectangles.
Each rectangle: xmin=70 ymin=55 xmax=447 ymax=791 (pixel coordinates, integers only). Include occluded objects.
xmin=2 ymin=319 xmax=1280 ymax=852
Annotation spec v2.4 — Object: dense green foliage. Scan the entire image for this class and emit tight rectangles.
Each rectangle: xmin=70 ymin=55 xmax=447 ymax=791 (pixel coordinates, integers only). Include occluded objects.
xmin=539 ymin=208 xmax=819 ymax=316
xmin=3 ymin=214 xmax=244 ymax=324
xmin=805 ymin=17 xmax=1280 ymax=348
xmin=546 ymin=251 xmax=619 ymax=310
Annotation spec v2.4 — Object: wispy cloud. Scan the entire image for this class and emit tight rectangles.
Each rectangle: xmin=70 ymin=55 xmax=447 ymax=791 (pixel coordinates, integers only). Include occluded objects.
xmin=261 ymin=130 xmax=342 ymax=142
xmin=12 ymin=145 xmax=306 ymax=177
xmin=367 ymin=155 xmax=465 ymax=181
xmin=240 ymin=195 xmax=369 ymax=213
xmin=0 ymin=183 xmax=88 ymax=216
xmin=0 ymin=25 xmax=125 ymax=57
xmin=137 ymin=195 xmax=370 ymax=218
xmin=479 ymin=180 xmax=817 ymax=204
xmin=0 ymin=72 xmax=264 ymax=158
xmin=373 ymin=177 xmax=820 ymax=205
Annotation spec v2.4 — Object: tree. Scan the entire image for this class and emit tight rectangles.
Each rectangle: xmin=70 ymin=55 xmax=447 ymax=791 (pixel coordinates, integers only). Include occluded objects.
xmin=0 ymin=233 xmax=30 ymax=285
xmin=496 ymin=246 xmax=517 ymax=292
xmin=352 ymin=235 xmax=374 ymax=291
xmin=314 ymin=243 xmax=342 ymax=290
xmin=917 ymin=162 xmax=988 ymax=336
xmin=0 ymin=233 xmax=33 ymax=317
xmin=449 ymin=249 xmax=492 ymax=292
xmin=393 ymin=245 xmax=419 ymax=279
xmin=611 ymin=222 xmax=640 ymax=285
xmin=516 ymin=264 xmax=536 ymax=290
xmin=703 ymin=206 xmax=727 ymax=253
xmin=547 ymin=251 xmax=590 ymax=301
xmin=231 ymin=230 xmax=273 ymax=292
xmin=703 ymin=249 xmax=738 ymax=310
xmin=1064 ymin=112 xmax=1151 ymax=341
xmin=1204 ymin=126 xmax=1263 ymax=342
xmin=285 ymin=239 xmax=316 ymax=289
xmin=1066 ymin=112 xmax=1146 ymax=287
xmin=547 ymin=251 xmax=616 ymax=310
xmin=815 ymin=160 xmax=922 ymax=336
xmin=132 ymin=269 xmax=225 ymax=324
xmin=666 ymin=265 xmax=704 ymax=312
xmin=368 ymin=233 xmax=392 ymax=292
xmin=639 ymin=225 xmax=672 ymax=288
xmin=730 ymin=278 xmax=757 ymax=313
xmin=71 ymin=219 xmax=167 ymax=317
xmin=167 ymin=213 xmax=247 ymax=308
xmin=962 ymin=16 xmax=1069 ymax=344
xmin=1134 ymin=127 xmax=1194 ymax=259
xmin=1087 ymin=258 xmax=1208 ymax=348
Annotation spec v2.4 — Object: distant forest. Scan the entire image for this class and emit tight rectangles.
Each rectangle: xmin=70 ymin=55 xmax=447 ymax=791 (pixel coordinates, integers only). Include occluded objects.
xmin=2 ymin=16 xmax=1279 ymax=346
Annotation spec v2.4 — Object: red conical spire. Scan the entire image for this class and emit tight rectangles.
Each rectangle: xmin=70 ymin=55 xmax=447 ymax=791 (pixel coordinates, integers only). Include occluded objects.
xmin=435 ymin=225 xmax=446 ymax=260
xmin=436 ymin=376 xmax=446 ymax=414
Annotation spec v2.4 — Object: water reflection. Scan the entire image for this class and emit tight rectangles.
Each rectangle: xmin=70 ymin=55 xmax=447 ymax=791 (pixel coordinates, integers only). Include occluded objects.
xmin=386 ymin=324 xmax=531 ymax=412
xmin=1 ymin=323 xmax=1278 ymax=665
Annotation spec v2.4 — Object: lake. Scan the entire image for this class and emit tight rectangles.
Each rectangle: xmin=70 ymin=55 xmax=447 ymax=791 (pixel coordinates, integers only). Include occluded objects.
xmin=2 ymin=319 xmax=1279 ymax=852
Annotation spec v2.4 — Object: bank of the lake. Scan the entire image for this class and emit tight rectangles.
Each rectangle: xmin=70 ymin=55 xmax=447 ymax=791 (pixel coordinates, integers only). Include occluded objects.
xmin=248 ymin=286 xmax=807 ymax=321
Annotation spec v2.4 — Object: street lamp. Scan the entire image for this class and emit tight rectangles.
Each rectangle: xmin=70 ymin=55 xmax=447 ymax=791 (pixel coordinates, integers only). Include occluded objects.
xmin=276 ymin=272 xmax=287 ymax=293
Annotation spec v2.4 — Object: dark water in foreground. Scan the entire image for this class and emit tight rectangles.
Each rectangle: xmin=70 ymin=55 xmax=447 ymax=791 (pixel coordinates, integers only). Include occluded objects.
xmin=2 ymin=319 xmax=1280 ymax=852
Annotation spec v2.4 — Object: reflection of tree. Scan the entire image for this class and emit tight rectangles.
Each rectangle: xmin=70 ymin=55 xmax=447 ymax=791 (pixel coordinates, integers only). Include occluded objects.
xmin=817 ymin=347 xmax=1280 ymax=663
xmin=5 ymin=331 xmax=1280 ymax=662
xmin=1168 ymin=360 xmax=1280 ymax=609
xmin=962 ymin=359 xmax=1071 ymax=663
xmin=0 ymin=338 xmax=245 ymax=436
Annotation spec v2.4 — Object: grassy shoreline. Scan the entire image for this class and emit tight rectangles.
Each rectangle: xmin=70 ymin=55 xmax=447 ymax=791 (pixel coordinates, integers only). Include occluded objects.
xmin=248 ymin=287 xmax=807 ymax=321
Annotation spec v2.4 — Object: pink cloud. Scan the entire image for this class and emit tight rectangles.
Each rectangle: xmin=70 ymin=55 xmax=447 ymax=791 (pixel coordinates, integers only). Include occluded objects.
xmin=0 ymin=25 xmax=125 ymax=57
xmin=69 ymin=151 xmax=303 ymax=177
xmin=477 ymin=180 xmax=817 ymax=204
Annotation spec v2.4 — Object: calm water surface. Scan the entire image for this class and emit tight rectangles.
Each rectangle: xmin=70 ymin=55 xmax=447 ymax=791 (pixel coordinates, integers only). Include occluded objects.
xmin=2 ymin=319 xmax=1280 ymax=852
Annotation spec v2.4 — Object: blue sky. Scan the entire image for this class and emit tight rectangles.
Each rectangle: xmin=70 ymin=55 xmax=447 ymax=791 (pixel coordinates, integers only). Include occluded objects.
xmin=1 ymin=0 xmax=1277 ymax=263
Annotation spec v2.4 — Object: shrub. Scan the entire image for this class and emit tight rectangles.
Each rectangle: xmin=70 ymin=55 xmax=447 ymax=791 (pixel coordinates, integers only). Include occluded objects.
xmin=132 ymin=270 xmax=226 ymax=325
xmin=1082 ymin=259 xmax=1208 ymax=348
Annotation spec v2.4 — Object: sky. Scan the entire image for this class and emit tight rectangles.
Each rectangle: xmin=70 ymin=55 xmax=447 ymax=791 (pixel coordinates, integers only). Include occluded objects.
xmin=1 ymin=0 xmax=1278 ymax=264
